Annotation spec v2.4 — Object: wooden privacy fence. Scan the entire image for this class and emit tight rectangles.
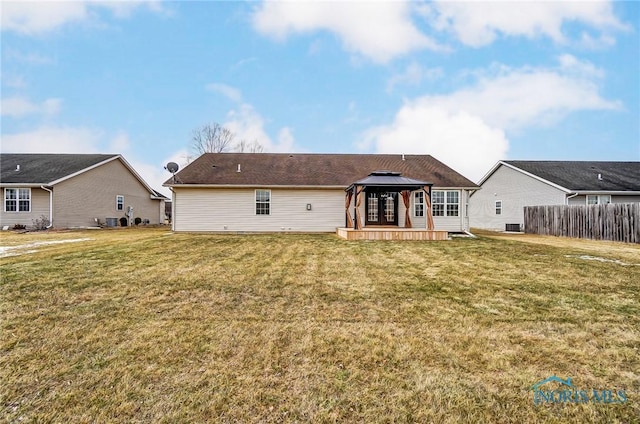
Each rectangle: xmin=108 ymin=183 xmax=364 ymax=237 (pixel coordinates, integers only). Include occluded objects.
xmin=524 ymin=203 xmax=640 ymax=243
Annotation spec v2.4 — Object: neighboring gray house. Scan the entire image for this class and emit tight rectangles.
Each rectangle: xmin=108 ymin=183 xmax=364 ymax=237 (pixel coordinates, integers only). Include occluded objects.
xmin=1 ymin=153 xmax=167 ymax=229
xmin=164 ymin=153 xmax=479 ymax=234
xmin=469 ymin=160 xmax=640 ymax=231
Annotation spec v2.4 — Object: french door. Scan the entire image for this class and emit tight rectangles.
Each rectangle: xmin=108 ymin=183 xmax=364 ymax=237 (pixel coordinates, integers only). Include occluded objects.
xmin=366 ymin=191 xmax=398 ymax=226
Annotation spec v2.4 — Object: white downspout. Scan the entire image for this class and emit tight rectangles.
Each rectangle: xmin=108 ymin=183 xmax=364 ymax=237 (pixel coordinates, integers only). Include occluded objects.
xmin=170 ymin=187 xmax=175 ymax=232
xmin=566 ymin=193 xmax=579 ymax=205
xmin=40 ymin=185 xmax=53 ymax=228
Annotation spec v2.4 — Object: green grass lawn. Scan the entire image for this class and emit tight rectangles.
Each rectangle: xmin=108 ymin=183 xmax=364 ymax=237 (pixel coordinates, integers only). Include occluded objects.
xmin=1 ymin=228 xmax=638 ymax=423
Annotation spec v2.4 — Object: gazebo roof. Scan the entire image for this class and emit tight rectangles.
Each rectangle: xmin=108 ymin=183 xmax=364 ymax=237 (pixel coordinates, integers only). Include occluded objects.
xmin=347 ymin=171 xmax=432 ymax=190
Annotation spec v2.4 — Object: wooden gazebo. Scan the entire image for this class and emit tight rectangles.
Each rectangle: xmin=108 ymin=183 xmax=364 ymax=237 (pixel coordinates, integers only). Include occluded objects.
xmin=338 ymin=171 xmax=444 ymax=240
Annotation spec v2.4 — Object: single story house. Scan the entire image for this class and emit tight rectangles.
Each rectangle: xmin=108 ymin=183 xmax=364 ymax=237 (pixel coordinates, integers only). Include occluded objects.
xmin=1 ymin=153 xmax=167 ymax=229
xmin=164 ymin=153 xmax=479 ymax=234
xmin=469 ymin=160 xmax=640 ymax=231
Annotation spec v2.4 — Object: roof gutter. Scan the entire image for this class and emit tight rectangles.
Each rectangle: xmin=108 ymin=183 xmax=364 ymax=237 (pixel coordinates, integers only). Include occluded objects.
xmin=0 ymin=183 xmax=46 ymax=188
xmin=164 ymin=184 xmax=349 ymax=189
xmin=40 ymin=185 xmax=54 ymax=229
xmin=164 ymin=184 xmax=481 ymax=190
xmin=571 ymin=190 xmax=640 ymax=195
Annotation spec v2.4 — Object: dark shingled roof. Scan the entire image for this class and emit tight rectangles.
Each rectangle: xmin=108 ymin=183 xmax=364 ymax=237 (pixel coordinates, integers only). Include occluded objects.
xmin=1 ymin=153 xmax=118 ymax=185
xmin=503 ymin=161 xmax=640 ymax=191
xmin=166 ymin=153 xmax=478 ymax=188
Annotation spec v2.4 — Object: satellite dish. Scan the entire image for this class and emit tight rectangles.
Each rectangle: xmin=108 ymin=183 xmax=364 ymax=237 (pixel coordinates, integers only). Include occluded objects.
xmin=165 ymin=162 xmax=179 ymax=173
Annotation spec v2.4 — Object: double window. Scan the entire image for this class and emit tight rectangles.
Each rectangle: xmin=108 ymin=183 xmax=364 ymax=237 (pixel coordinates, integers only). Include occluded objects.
xmin=587 ymin=195 xmax=611 ymax=205
xmin=255 ymin=189 xmax=271 ymax=215
xmin=432 ymin=190 xmax=459 ymax=217
xmin=4 ymin=188 xmax=31 ymax=212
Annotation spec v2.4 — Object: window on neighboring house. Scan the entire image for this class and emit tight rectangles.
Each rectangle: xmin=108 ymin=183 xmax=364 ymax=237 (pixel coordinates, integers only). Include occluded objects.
xmin=4 ymin=188 xmax=31 ymax=212
xmin=495 ymin=200 xmax=502 ymax=215
xmin=116 ymin=195 xmax=124 ymax=211
xmin=255 ymin=189 xmax=271 ymax=215
xmin=414 ymin=191 xmax=424 ymax=217
xmin=587 ymin=195 xmax=611 ymax=205
xmin=432 ymin=190 xmax=460 ymax=217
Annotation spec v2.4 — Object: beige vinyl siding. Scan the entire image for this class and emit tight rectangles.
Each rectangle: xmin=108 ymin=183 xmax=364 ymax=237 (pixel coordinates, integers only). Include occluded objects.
xmin=53 ymin=159 xmax=161 ymax=228
xmin=469 ymin=165 xmax=567 ymax=231
xmin=0 ymin=187 xmax=50 ymax=229
xmin=567 ymin=194 xmax=640 ymax=205
xmin=613 ymin=195 xmax=640 ymax=203
xmin=173 ymin=187 xmax=345 ymax=232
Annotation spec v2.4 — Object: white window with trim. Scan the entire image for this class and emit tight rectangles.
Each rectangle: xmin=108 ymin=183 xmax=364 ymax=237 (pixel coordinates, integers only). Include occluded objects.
xmin=116 ymin=195 xmax=124 ymax=211
xmin=586 ymin=195 xmax=611 ymax=205
xmin=414 ymin=191 xmax=424 ymax=217
xmin=4 ymin=188 xmax=31 ymax=212
xmin=255 ymin=189 xmax=271 ymax=215
xmin=432 ymin=190 xmax=459 ymax=217
xmin=495 ymin=200 xmax=502 ymax=215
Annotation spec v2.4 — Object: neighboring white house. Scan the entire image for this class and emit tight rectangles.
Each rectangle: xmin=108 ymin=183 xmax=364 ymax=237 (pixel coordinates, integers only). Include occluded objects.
xmin=469 ymin=160 xmax=640 ymax=231
xmin=164 ymin=153 xmax=479 ymax=234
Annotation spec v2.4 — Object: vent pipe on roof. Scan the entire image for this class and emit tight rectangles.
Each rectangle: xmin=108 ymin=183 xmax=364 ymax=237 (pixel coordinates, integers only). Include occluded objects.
xmin=598 ymin=173 xmax=603 ymax=181
xmin=237 ymin=164 xmax=241 ymax=173
xmin=15 ymin=164 xmax=20 ymax=171
xmin=401 ymin=154 xmax=405 ymax=161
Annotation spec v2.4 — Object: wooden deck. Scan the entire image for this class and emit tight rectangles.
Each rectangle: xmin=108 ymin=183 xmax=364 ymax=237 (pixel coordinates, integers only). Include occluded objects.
xmin=336 ymin=227 xmax=449 ymax=241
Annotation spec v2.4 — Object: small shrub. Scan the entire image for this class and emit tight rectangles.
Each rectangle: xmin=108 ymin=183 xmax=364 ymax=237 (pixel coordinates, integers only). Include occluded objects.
xmin=134 ymin=217 xmax=142 ymax=226
xmin=12 ymin=223 xmax=26 ymax=230
xmin=32 ymin=215 xmax=51 ymax=231
xmin=119 ymin=217 xmax=129 ymax=227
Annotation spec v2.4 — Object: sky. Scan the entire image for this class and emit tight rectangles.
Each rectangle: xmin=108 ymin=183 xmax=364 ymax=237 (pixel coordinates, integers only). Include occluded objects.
xmin=1 ymin=0 xmax=638 ymax=196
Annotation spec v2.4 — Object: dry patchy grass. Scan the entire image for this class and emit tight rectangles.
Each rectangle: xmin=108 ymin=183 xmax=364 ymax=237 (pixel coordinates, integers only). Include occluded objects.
xmin=1 ymin=228 xmax=639 ymax=423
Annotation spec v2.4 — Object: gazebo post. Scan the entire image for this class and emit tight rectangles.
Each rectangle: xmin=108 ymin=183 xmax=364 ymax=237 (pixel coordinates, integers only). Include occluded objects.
xmin=424 ymin=185 xmax=434 ymax=230
xmin=353 ymin=185 xmax=359 ymax=229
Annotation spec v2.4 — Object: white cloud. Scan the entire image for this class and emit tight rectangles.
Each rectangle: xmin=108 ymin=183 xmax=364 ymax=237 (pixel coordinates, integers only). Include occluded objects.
xmin=128 ymin=154 xmax=183 ymax=197
xmin=109 ymin=132 xmax=130 ymax=152
xmin=275 ymin=127 xmax=295 ymax=152
xmin=1 ymin=96 xmax=62 ymax=118
xmin=558 ymin=54 xmax=605 ymax=79
xmin=387 ymin=62 xmax=443 ymax=93
xmin=0 ymin=127 xmax=100 ymax=153
xmin=223 ymin=103 xmax=300 ymax=153
xmin=251 ymin=1 xmax=627 ymax=61
xmin=2 ymin=75 xmax=27 ymax=89
xmin=414 ymin=59 xmax=620 ymax=131
xmin=363 ymin=56 xmax=620 ymax=183
xmin=578 ymin=32 xmax=617 ymax=49
xmin=1 ymin=2 xmax=87 ymax=35
xmin=206 ymin=83 xmax=243 ymax=103
xmin=252 ymin=1 xmax=443 ymax=63
xmin=363 ymin=107 xmax=508 ymax=183
xmin=4 ymin=49 xmax=54 ymax=65
xmin=431 ymin=0 xmax=628 ymax=47
xmin=1 ymin=0 xmax=168 ymax=35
